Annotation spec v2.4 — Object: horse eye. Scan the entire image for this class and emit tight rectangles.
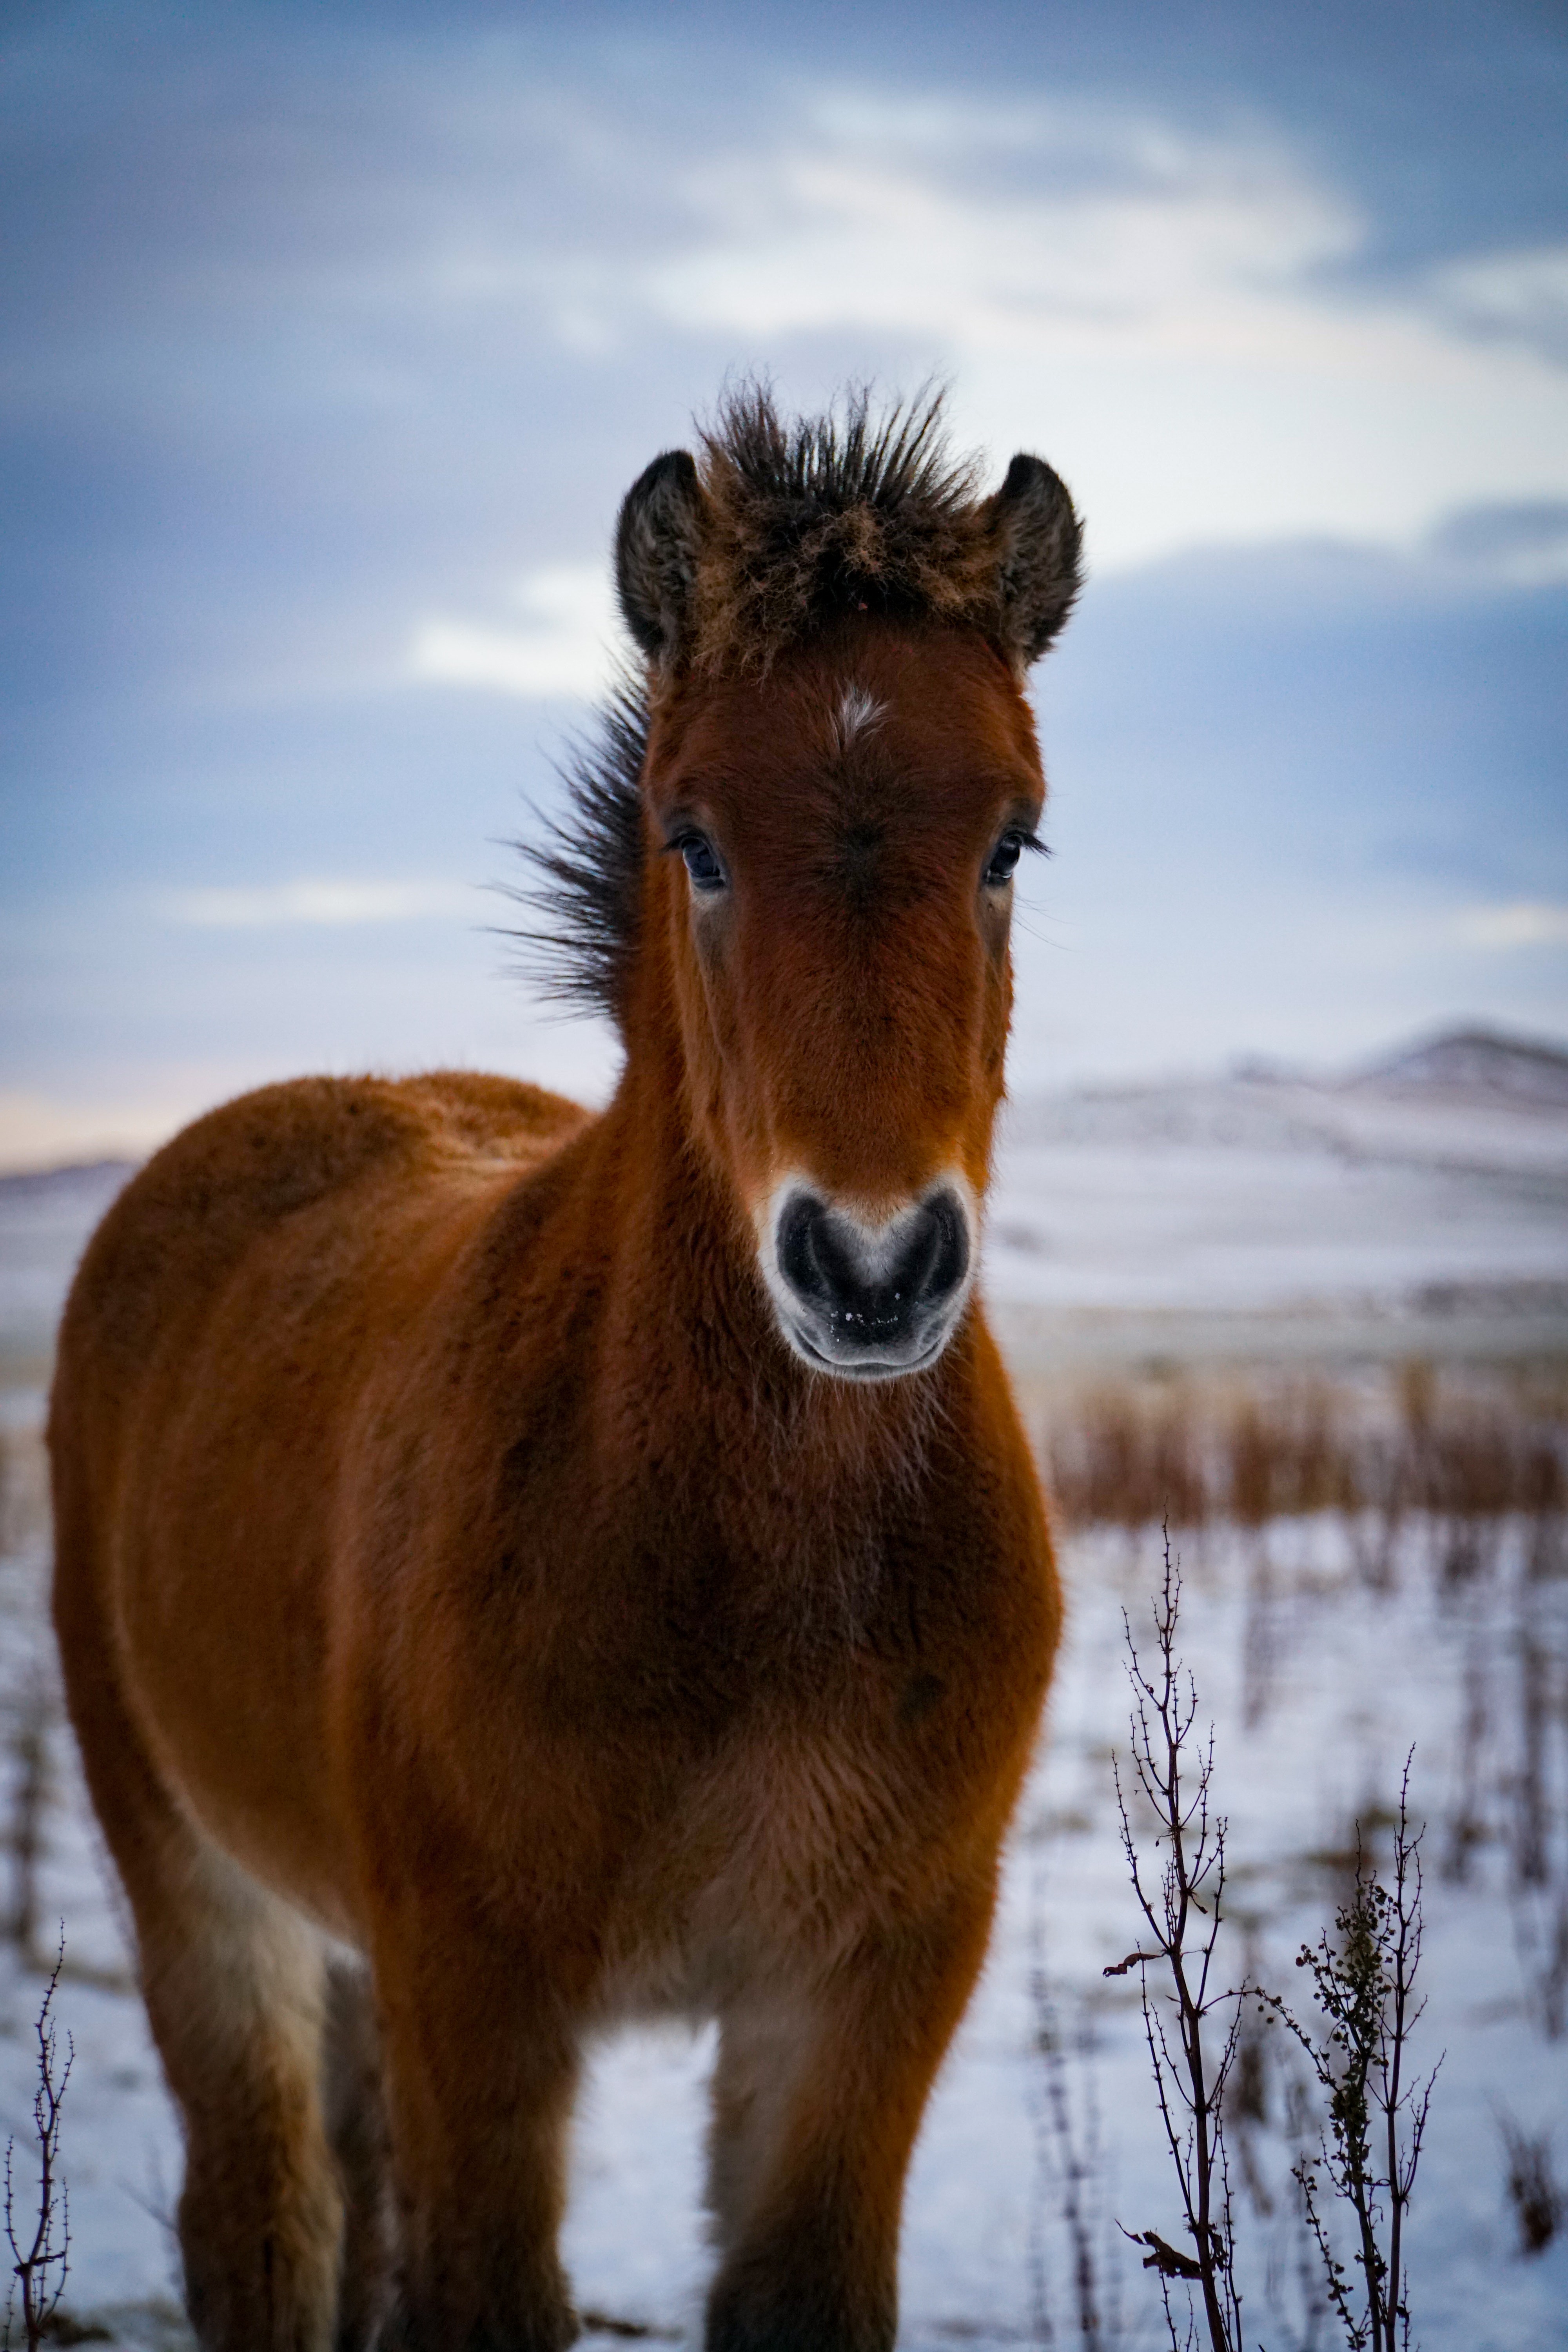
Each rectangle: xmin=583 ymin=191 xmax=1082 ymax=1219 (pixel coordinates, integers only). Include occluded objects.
xmin=679 ymin=835 xmax=726 ymax=893
xmin=984 ymin=831 xmax=1025 ymax=887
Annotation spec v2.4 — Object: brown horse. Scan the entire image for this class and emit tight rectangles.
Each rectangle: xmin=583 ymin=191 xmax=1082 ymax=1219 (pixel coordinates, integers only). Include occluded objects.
xmin=49 ymin=389 xmax=1081 ymax=2352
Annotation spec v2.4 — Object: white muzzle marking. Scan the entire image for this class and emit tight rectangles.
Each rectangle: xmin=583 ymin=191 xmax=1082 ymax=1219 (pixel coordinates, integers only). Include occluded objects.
xmin=753 ymin=1172 xmax=978 ymax=1381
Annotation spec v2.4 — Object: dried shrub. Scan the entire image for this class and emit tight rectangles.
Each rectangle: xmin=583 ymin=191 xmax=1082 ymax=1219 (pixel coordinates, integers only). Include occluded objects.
xmin=1107 ymin=1537 xmax=1245 ymax=2352
xmin=1498 ymin=2113 xmax=1563 ymax=2256
xmin=0 ymin=1428 xmax=50 ymax=1558
xmin=1259 ymin=1763 xmax=1440 ymax=2352
xmin=3 ymin=1936 xmax=72 ymax=2352
xmin=1044 ymin=1386 xmax=1207 ymax=1531
xmin=1228 ymin=1383 xmax=1354 ymax=1526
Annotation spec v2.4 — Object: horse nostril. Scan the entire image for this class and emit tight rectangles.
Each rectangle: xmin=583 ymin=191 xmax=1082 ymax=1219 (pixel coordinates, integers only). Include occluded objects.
xmin=909 ymin=1188 xmax=970 ymax=1304
xmin=776 ymin=1192 xmax=834 ymax=1307
xmin=774 ymin=1187 xmax=970 ymax=1342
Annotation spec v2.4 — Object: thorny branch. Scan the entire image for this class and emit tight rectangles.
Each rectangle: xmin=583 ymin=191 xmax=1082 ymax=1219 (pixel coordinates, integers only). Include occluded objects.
xmin=4 ymin=1929 xmax=72 ymax=2352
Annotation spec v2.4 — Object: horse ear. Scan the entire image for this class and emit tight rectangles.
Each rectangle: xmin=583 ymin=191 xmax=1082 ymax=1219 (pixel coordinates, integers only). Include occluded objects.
xmin=615 ymin=448 xmax=707 ymax=667
xmin=984 ymin=453 xmax=1083 ymax=670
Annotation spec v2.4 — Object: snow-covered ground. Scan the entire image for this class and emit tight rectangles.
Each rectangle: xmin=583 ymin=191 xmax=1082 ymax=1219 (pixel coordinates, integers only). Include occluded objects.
xmin=3 ymin=1501 xmax=1564 ymax=2349
xmin=1 ymin=1029 xmax=1564 ymax=2346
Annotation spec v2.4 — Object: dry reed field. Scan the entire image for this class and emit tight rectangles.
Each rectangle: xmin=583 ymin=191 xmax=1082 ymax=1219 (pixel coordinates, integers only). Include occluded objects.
xmin=2 ymin=1356 xmax=1566 ymax=2348
xmin=1038 ymin=1356 xmax=1567 ymax=1543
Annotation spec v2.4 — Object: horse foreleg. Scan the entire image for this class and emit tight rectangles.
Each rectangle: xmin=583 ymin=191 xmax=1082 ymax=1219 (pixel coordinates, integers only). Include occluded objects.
xmin=372 ymin=1909 xmax=581 ymax=2352
xmin=704 ymin=1884 xmax=996 ymax=2352
xmin=322 ymin=1958 xmax=395 ymax=2352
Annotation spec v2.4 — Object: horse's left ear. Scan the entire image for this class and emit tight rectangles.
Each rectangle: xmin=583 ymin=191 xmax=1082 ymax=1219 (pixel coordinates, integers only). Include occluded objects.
xmin=984 ymin=454 xmax=1083 ymax=671
xmin=615 ymin=448 xmax=708 ymax=670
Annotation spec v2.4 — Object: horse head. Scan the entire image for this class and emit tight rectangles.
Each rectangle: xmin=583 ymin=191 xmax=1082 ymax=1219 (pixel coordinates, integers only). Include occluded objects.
xmin=538 ymin=387 xmax=1082 ymax=1382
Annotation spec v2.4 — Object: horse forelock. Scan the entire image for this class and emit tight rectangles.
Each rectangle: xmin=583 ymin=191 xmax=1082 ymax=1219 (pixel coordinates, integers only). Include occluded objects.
xmin=690 ymin=383 xmax=1002 ymax=679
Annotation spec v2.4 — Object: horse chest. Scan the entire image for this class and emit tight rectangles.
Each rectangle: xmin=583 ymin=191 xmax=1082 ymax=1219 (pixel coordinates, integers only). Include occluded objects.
xmin=596 ymin=1702 xmax=966 ymax=2007
xmin=603 ymin=1587 xmax=1022 ymax=1932
xmin=536 ymin=1537 xmax=1015 ymax=1757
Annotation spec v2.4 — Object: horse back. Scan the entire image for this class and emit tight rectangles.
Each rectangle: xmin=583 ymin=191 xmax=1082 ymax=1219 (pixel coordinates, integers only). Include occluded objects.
xmin=55 ymin=1070 xmax=583 ymax=1389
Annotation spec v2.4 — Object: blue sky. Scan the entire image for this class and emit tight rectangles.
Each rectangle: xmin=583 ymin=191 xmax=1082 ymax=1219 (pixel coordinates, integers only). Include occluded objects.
xmin=3 ymin=0 xmax=1566 ymax=1163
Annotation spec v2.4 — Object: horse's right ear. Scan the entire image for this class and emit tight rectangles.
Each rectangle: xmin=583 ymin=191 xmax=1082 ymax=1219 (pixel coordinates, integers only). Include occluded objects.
xmin=615 ymin=449 xmax=707 ymax=668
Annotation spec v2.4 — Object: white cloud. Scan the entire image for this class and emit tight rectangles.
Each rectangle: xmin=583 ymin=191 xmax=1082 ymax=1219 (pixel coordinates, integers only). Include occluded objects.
xmin=1456 ymin=902 xmax=1568 ymax=951
xmin=1426 ymin=498 xmax=1568 ymax=583
xmin=166 ymin=878 xmax=472 ymax=927
xmin=1431 ymin=243 xmax=1568 ymax=365
xmin=637 ymin=95 xmax=1568 ymax=568
xmin=653 ymin=102 xmax=1359 ymax=355
xmin=409 ymin=564 xmax=620 ymax=699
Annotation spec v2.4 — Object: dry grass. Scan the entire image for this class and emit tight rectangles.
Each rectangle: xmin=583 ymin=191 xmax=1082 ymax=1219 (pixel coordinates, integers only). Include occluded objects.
xmin=1498 ymin=2113 xmax=1563 ymax=2257
xmin=1040 ymin=1362 xmax=1568 ymax=1540
xmin=0 ymin=1428 xmax=49 ymax=1561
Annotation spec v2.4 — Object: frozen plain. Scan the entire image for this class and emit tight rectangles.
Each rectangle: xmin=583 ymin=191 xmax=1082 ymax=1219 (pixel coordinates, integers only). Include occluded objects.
xmin=1 ymin=1033 xmax=1565 ymax=2348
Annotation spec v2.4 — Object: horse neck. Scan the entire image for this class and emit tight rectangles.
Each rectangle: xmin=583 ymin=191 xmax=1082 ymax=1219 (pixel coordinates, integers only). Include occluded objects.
xmin=578 ymin=1022 xmax=959 ymax=1488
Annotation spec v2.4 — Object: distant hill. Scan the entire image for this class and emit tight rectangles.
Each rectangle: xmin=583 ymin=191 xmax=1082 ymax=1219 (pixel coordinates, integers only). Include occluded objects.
xmin=989 ymin=1021 xmax=1568 ymax=1354
xmin=0 ymin=1160 xmax=136 ymax=1372
xmin=1355 ymin=1025 xmax=1568 ymax=1105
xmin=0 ymin=1157 xmax=138 ymax=1206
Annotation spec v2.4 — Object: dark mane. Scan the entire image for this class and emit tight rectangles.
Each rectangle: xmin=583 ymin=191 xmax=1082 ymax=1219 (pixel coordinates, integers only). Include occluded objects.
xmin=508 ymin=671 xmax=647 ymax=1022
xmin=690 ymin=383 xmax=1002 ymax=675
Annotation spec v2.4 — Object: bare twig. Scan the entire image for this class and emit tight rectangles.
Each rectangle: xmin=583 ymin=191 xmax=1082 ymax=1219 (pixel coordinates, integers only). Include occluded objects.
xmin=4 ymin=1928 xmax=73 ymax=2352
xmin=1258 ymin=1757 xmax=1440 ymax=2352
xmin=1108 ymin=1531 xmax=1244 ymax=2352
xmin=1029 ymin=1938 xmax=1112 ymax=2349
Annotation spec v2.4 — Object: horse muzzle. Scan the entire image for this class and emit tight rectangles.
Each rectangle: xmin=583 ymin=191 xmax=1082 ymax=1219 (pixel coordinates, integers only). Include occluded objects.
xmin=759 ymin=1179 xmax=975 ymax=1381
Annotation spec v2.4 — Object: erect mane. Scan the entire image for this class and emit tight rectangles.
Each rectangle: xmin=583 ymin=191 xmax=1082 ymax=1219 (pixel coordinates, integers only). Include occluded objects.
xmin=689 ymin=384 xmax=1001 ymax=675
xmin=508 ymin=672 xmax=647 ymax=1023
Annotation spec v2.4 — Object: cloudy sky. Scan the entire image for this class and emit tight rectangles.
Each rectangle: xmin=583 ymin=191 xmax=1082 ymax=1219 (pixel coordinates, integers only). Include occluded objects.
xmin=3 ymin=0 xmax=1566 ymax=1164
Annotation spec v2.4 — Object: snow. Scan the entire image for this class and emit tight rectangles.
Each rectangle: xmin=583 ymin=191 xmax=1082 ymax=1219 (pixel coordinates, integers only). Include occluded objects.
xmin=5 ymin=1057 xmax=1567 ymax=1362
xmin=4 ymin=1510 xmax=1564 ymax=2348
xmin=989 ymin=1068 xmax=1568 ymax=1322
